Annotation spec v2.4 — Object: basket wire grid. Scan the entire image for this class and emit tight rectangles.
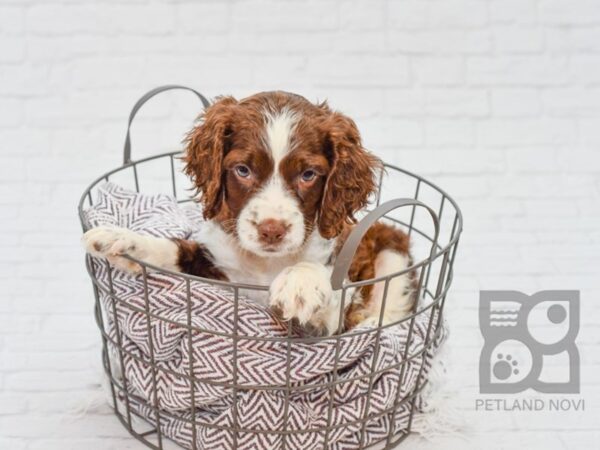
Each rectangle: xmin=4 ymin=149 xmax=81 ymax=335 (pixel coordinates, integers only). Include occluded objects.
xmin=78 ymin=86 xmax=463 ymax=450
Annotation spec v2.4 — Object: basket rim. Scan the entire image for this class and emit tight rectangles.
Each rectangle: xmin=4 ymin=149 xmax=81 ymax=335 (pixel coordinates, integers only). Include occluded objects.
xmin=78 ymin=150 xmax=463 ymax=291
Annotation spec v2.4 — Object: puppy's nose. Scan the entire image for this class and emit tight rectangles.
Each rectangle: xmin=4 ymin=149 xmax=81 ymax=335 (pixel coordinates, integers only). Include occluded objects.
xmin=257 ymin=219 xmax=288 ymax=245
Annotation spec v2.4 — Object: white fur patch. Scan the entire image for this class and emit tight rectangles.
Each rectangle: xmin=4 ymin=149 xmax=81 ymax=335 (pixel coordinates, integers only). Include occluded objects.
xmin=264 ymin=108 xmax=298 ymax=164
xmin=361 ymin=250 xmax=415 ymax=327
xmin=198 ymin=221 xmax=335 ymax=306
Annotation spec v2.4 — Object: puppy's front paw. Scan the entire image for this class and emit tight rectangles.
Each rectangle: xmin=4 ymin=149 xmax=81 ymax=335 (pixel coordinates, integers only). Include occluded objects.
xmin=269 ymin=262 xmax=336 ymax=335
xmin=82 ymin=226 xmax=144 ymax=273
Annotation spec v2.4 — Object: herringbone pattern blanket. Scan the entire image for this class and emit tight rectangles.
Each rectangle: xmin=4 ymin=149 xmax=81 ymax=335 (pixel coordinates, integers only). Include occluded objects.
xmin=83 ymin=183 xmax=443 ymax=450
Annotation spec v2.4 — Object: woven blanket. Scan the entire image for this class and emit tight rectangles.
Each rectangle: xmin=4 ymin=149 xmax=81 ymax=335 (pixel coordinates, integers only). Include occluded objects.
xmin=83 ymin=182 xmax=444 ymax=450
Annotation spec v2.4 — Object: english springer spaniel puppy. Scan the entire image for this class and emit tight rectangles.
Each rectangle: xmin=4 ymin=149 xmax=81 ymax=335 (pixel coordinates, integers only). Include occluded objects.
xmin=83 ymin=92 xmax=416 ymax=336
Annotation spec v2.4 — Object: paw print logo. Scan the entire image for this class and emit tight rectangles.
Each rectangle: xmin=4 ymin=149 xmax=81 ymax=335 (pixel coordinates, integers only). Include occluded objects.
xmin=493 ymin=353 xmax=519 ymax=380
xmin=479 ymin=291 xmax=579 ymax=394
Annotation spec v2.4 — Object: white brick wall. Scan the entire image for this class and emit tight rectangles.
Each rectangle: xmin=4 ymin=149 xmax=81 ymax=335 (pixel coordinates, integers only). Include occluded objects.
xmin=1 ymin=1 xmax=599 ymax=449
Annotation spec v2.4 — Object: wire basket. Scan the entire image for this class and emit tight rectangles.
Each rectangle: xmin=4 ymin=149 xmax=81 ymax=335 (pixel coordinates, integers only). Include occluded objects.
xmin=78 ymin=86 xmax=463 ymax=450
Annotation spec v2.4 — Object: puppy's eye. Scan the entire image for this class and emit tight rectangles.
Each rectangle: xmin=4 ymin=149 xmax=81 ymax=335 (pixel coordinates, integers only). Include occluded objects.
xmin=234 ymin=164 xmax=251 ymax=178
xmin=300 ymin=170 xmax=316 ymax=182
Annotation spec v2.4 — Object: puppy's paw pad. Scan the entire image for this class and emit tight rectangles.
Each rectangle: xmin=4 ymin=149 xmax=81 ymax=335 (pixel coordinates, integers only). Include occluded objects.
xmin=269 ymin=262 xmax=332 ymax=326
xmin=82 ymin=226 xmax=143 ymax=273
xmin=82 ymin=226 xmax=139 ymax=257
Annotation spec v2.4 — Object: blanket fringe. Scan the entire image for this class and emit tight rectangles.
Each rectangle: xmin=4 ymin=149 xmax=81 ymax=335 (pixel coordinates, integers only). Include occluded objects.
xmin=410 ymin=333 xmax=468 ymax=441
xmin=65 ymin=351 xmax=117 ymax=419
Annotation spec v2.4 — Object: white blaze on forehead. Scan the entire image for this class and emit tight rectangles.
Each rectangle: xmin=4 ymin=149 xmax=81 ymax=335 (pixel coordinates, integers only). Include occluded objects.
xmin=264 ymin=109 xmax=298 ymax=165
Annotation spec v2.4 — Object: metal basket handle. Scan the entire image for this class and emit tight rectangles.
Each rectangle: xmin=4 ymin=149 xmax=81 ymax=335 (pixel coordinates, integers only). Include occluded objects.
xmin=123 ymin=85 xmax=210 ymax=165
xmin=330 ymin=199 xmax=440 ymax=290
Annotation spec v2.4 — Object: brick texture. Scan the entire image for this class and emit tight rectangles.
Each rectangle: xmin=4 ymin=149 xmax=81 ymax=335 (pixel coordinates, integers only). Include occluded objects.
xmin=1 ymin=1 xmax=599 ymax=449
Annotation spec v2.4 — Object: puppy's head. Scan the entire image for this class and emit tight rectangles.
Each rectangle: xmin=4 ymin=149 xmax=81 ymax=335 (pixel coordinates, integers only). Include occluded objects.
xmin=184 ymin=92 xmax=379 ymax=257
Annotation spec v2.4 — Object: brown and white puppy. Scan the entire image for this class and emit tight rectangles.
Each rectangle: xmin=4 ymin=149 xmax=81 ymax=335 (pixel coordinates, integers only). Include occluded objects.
xmin=83 ymin=92 xmax=415 ymax=335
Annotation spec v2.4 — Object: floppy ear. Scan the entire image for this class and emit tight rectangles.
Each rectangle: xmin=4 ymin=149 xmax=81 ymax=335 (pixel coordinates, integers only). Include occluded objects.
xmin=184 ymin=96 xmax=238 ymax=220
xmin=318 ymin=112 xmax=381 ymax=239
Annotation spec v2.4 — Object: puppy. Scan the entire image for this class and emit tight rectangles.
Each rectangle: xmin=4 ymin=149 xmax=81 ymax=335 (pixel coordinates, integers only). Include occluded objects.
xmin=83 ymin=92 xmax=416 ymax=336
